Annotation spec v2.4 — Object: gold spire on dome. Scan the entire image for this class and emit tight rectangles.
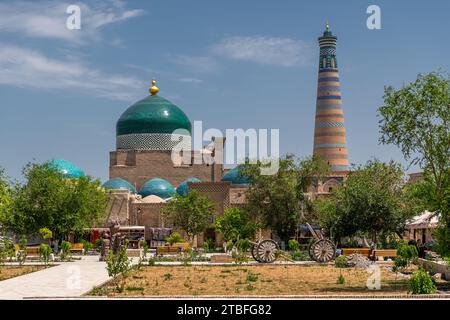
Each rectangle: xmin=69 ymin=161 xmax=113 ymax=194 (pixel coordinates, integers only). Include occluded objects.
xmin=149 ymin=79 xmax=159 ymax=95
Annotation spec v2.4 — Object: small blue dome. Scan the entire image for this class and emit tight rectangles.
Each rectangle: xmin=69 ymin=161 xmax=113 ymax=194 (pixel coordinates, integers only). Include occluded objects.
xmin=48 ymin=159 xmax=84 ymax=179
xmin=140 ymin=178 xmax=175 ymax=199
xmin=102 ymin=178 xmax=137 ymax=193
xmin=221 ymin=166 xmax=251 ymax=185
xmin=176 ymin=178 xmax=201 ymax=196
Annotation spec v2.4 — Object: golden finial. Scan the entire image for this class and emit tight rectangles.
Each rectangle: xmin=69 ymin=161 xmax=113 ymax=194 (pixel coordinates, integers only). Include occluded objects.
xmin=149 ymin=79 xmax=159 ymax=95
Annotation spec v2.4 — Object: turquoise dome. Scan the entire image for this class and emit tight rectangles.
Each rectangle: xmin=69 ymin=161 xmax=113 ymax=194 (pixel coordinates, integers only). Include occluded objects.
xmin=117 ymin=95 xmax=191 ymax=136
xmin=140 ymin=178 xmax=176 ymax=199
xmin=221 ymin=166 xmax=251 ymax=185
xmin=48 ymin=159 xmax=84 ymax=179
xmin=102 ymin=178 xmax=136 ymax=193
xmin=176 ymin=178 xmax=201 ymax=196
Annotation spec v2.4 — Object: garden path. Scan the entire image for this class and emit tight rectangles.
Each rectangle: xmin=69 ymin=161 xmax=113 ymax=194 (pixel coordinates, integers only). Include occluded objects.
xmin=0 ymin=256 xmax=110 ymax=299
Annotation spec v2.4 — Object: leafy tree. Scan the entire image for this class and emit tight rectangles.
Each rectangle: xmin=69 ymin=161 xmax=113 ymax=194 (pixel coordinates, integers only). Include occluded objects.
xmin=105 ymin=240 xmax=131 ymax=290
xmin=161 ymin=190 xmax=215 ymax=245
xmin=39 ymin=228 xmax=53 ymax=241
xmin=0 ymin=168 xmax=11 ymax=230
xmin=39 ymin=243 xmax=52 ymax=266
xmin=1 ymin=162 xmax=107 ymax=242
xmin=315 ymin=160 xmax=414 ymax=243
xmin=17 ymin=235 xmax=28 ymax=266
xmin=60 ymin=241 xmax=72 ymax=261
xmin=241 ymin=154 xmax=330 ymax=242
xmin=215 ymin=207 xmax=257 ymax=245
xmin=378 ymin=71 xmax=450 ymax=252
xmin=394 ymin=244 xmax=418 ymax=271
xmin=165 ymin=232 xmax=184 ymax=245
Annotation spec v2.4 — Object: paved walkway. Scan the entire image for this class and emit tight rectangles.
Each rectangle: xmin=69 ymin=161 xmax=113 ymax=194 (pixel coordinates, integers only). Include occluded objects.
xmin=0 ymin=256 xmax=110 ymax=299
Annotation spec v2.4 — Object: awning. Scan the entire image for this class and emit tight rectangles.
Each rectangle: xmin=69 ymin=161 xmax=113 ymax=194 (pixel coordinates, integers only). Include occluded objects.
xmin=406 ymin=211 xmax=439 ymax=229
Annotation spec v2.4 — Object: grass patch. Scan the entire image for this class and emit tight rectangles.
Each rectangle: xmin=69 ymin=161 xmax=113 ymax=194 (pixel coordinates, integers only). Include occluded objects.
xmin=246 ymin=272 xmax=259 ymax=282
xmin=126 ymin=286 xmax=144 ymax=292
xmin=163 ymin=273 xmax=173 ymax=281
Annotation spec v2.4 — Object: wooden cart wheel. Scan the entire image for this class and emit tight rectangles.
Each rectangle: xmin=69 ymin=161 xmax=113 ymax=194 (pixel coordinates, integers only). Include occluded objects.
xmin=308 ymin=239 xmax=319 ymax=259
xmin=311 ymin=239 xmax=336 ymax=263
xmin=256 ymin=239 xmax=279 ymax=263
xmin=251 ymin=242 xmax=261 ymax=262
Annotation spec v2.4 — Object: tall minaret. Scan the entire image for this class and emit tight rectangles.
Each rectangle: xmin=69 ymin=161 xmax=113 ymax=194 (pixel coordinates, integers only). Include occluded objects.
xmin=313 ymin=23 xmax=349 ymax=173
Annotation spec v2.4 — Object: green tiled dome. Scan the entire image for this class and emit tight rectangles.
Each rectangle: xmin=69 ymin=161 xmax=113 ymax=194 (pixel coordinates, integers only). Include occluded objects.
xmin=102 ymin=178 xmax=137 ymax=193
xmin=48 ymin=159 xmax=84 ymax=179
xmin=117 ymin=95 xmax=191 ymax=136
xmin=221 ymin=166 xmax=251 ymax=185
xmin=139 ymin=178 xmax=176 ymax=199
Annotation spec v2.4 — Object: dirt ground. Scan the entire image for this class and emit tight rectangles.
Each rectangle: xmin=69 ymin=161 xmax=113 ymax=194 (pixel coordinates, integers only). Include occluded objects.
xmin=0 ymin=266 xmax=45 ymax=281
xmin=93 ymin=264 xmax=422 ymax=296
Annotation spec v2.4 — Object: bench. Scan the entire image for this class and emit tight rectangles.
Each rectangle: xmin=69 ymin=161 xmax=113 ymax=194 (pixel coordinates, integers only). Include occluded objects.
xmin=26 ymin=246 xmax=40 ymax=256
xmin=156 ymin=242 xmax=190 ymax=255
xmin=70 ymin=243 xmax=84 ymax=253
xmin=371 ymin=249 xmax=397 ymax=261
xmin=210 ymin=254 xmax=233 ymax=263
xmin=341 ymin=248 xmax=371 ymax=257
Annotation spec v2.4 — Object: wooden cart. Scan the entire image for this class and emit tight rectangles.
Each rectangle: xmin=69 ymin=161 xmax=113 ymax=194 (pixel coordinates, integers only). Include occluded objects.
xmin=250 ymin=223 xmax=336 ymax=263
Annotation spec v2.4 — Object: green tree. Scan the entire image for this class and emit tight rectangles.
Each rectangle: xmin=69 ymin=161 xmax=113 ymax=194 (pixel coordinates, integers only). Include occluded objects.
xmin=215 ymin=207 xmax=257 ymax=245
xmin=0 ymin=162 xmax=107 ymax=242
xmin=242 ymin=154 xmax=330 ymax=242
xmin=105 ymin=240 xmax=131 ymax=290
xmin=161 ymin=190 xmax=215 ymax=245
xmin=378 ymin=71 xmax=450 ymax=253
xmin=0 ymin=168 xmax=11 ymax=230
xmin=39 ymin=243 xmax=52 ymax=266
xmin=315 ymin=160 xmax=414 ymax=243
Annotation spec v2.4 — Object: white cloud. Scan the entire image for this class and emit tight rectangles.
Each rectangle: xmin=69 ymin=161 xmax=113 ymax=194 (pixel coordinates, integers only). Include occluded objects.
xmin=0 ymin=44 xmax=145 ymax=101
xmin=0 ymin=1 xmax=144 ymax=45
xmin=176 ymin=78 xmax=203 ymax=84
xmin=211 ymin=36 xmax=313 ymax=67
xmin=170 ymin=55 xmax=219 ymax=74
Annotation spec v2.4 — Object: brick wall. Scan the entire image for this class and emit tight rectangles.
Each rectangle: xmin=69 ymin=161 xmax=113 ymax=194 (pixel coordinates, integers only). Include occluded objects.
xmin=110 ymin=150 xmax=223 ymax=190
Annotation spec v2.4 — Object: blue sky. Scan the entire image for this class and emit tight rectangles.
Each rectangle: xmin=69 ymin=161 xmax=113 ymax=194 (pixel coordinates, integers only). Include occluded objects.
xmin=0 ymin=0 xmax=449 ymax=182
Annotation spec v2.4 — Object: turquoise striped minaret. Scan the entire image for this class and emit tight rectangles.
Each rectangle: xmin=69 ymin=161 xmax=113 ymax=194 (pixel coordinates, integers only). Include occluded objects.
xmin=313 ymin=23 xmax=349 ymax=172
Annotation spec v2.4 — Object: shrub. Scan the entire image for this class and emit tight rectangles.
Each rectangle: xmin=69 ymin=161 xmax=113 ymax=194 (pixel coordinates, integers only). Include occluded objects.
xmin=60 ymin=241 xmax=72 ymax=261
xmin=247 ymin=272 xmax=259 ymax=282
xmin=2 ymin=237 xmax=16 ymax=262
xmin=39 ymin=243 xmax=52 ymax=266
xmin=235 ymin=239 xmax=251 ymax=252
xmin=163 ymin=273 xmax=173 ymax=281
xmin=397 ymin=244 xmax=418 ymax=260
xmin=288 ymin=239 xmax=300 ymax=252
xmin=337 ymin=274 xmax=345 ymax=284
xmin=291 ymin=251 xmax=310 ymax=261
xmin=246 ymin=283 xmax=255 ymax=291
xmin=105 ymin=241 xmax=131 ymax=289
xmin=139 ymin=239 xmax=148 ymax=258
xmin=335 ymin=255 xmax=349 ymax=268
xmin=232 ymin=250 xmax=248 ymax=265
xmin=203 ymin=238 xmax=214 ymax=252
xmin=148 ymin=257 xmax=156 ymax=266
xmin=81 ymin=239 xmax=93 ymax=254
xmin=94 ymin=238 xmax=103 ymax=251
xmin=393 ymin=244 xmax=419 ymax=271
xmin=17 ymin=236 xmax=28 ymax=266
xmin=409 ymin=268 xmax=437 ymax=294
xmin=165 ymin=232 xmax=184 ymax=245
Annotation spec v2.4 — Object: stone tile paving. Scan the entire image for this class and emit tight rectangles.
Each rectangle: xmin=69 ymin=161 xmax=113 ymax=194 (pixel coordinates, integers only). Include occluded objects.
xmin=0 ymin=256 xmax=109 ymax=299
